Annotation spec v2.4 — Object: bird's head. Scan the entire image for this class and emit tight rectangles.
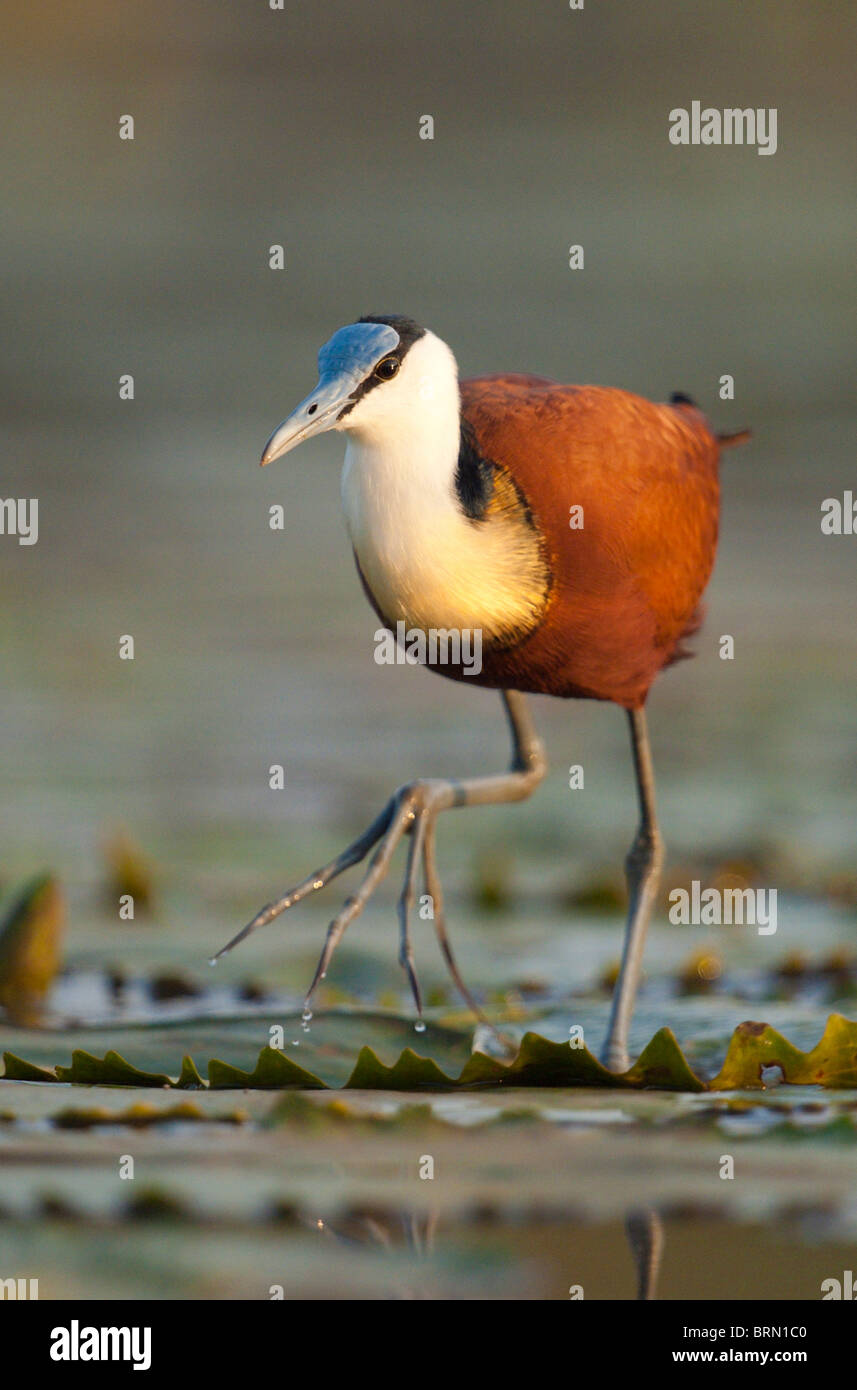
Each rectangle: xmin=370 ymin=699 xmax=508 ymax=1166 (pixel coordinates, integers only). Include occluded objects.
xmin=260 ymin=315 xmax=459 ymax=465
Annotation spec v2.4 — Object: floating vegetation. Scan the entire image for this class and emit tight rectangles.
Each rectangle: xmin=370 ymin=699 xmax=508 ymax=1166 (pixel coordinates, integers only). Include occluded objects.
xmin=677 ymin=951 xmax=723 ymax=994
xmin=148 ymin=972 xmax=201 ymax=1003
xmin=0 ymin=875 xmax=65 ymax=1022
xmin=3 ymin=1014 xmax=857 ymax=1093
xmin=51 ymin=1101 xmax=248 ymax=1130
xmin=122 ymin=1187 xmax=190 ymax=1222
xmin=561 ymin=873 xmax=625 ymax=916
xmin=102 ymin=830 xmax=155 ymax=916
xmin=471 ymin=850 xmax=514 ymax=912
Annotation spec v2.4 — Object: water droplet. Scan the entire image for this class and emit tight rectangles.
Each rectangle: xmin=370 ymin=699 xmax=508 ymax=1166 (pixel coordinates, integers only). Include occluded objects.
xmin=291 ymin=1040 xmax=300 ymax=1047
xmin=313 ymin=879 xmax=323 ymax=890
xmin=207 ymin=957 xmax=218 ymax=967
xmin=301 ymin=1008 xmax=313 ymax=1024
xmin=320 ymin=971 xmax=326 ymax=980
xmin=316 ymin=1218 xmax=324 ymax=1230
xmin=414 ymin=1020 xmax=426 ymax=1034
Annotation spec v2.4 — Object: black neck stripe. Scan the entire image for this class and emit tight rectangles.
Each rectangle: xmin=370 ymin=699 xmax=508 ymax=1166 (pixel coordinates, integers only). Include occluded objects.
xmin=455 ymin=420 xmax=496 ymax=520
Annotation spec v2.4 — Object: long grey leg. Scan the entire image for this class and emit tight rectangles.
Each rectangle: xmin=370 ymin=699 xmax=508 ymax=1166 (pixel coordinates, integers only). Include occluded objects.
xmin=422 ymin=689 xmax=547 ymax=814
xmin=398 ymin=809 xmax=428 ymax=1014
xmin=601 ymin=706 xmax=664 ymax=1072
xmin=213 ymin=691 xmax=547 ymax=1015
xmin=298 ymin=690 xmax=547 ymax=1012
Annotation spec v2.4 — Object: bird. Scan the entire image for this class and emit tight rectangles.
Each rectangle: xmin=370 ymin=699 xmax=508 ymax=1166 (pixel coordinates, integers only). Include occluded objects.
xmin=212 ymin=314 xmax=749 ymax=1071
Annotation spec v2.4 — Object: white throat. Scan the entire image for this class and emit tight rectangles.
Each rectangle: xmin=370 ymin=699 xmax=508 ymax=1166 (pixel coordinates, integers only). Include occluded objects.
xmin=339 ymin=331 xmax=545 ymax=641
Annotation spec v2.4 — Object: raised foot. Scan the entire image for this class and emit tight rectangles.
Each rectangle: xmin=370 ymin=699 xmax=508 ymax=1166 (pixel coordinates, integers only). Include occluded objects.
xmin=210 ymin=779 xmax=489 ymax=1027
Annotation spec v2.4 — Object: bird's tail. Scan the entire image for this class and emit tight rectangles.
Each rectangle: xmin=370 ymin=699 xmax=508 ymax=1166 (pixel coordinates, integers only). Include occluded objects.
xmin=670 ymin=395 xmax=752 ymax=449
xmin=717 ymin=427 xmax=752 ymax=448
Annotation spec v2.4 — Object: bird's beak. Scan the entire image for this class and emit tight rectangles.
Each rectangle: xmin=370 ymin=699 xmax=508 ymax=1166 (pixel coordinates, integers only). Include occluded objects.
xmin=260 ymin=371 xmax=356 ymax=466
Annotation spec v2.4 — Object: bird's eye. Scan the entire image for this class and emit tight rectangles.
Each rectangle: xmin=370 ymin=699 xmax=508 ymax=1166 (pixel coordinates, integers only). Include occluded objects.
xmin=375 ymin=356 xmax=400 ymax=380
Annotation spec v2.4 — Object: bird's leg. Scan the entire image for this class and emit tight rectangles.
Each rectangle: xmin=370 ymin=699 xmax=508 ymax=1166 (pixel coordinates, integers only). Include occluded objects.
xmin=212 ymin=691 xmax=547 ymax=1021
xmin=299 ymin=688 xmax=546 ymax=1017
xmin=601 ymin=706 xmax=664 ymax=1073
xmin=422 ymin=815 xmax=487 ymax=1023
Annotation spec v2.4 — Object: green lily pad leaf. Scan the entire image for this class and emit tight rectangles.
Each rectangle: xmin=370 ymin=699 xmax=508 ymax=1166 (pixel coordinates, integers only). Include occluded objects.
xmin=459 ymin=1032 xmax=611 ymax=1087
xmin=55 ymin=1050 xmax=174 ymax=1088
xmin=3 ymin=1016 xmax=857 ymax=1093
xmin=453 ymin=1051 xmax=512 ymax=1085
xmin=176 ymin=1055 xmax=206 ymax=1089
xmin=2 ymin=1051 xmax=58 ymax=1082
xmin=207 ymin=1045 xmax=327 ymax=1089
xmin=709 ymin=1021 xmax=806 ymax=1089
xmin=626 ymin=1027 xmax=707 ymax=1092
xmin=710 ymin=1013 xmax=857 ymax=1089
xmin=509 ymin=1031 xmax=616 ymax=1086
xmin=345 ymin=1045 xmax=457 ymax=1090
xmin=795 ymin=1013 xmax=857 ymax=1088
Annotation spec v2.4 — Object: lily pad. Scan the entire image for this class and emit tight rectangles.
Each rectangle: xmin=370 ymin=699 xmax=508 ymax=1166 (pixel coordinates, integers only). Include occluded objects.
xmin=3 ymin=1015 xmax=857 ymax=1092
xmin=627 ymin=1028 xmax=707 ymax=1092
xmin=2 ymin=1051 xmax=58 ymax=1083
xmin=208 ymin=1046 xmax=326 ymax=1090
xmin=710 ymin=1014 xmax=857 ymax=1090
xmin=177 ymin=1055 xmax=207 ymax=1089
xmin=345 ymin=1045 xmax=458 ymax=1090
xmin=55 ymin=1050 xmax=174 ymax=1089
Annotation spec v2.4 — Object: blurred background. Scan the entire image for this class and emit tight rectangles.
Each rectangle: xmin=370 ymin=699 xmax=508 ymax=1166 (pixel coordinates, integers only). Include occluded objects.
xmin=0 ymin=0 xmax=855 ymax=1298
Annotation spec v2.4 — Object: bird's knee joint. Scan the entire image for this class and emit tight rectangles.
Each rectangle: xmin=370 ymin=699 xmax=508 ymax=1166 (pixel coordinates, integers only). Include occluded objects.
xmin=625 ymin=828 xmax=664 ymax=879
xmin=398 ymin=782 xmax=431 ymax=816
xmin=514 ymin=739 xmax=548 ymax=781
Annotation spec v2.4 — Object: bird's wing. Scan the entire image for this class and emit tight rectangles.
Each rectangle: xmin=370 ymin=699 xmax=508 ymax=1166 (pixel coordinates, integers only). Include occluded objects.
xmin=460 ymin=376 xmax=720 ymax=696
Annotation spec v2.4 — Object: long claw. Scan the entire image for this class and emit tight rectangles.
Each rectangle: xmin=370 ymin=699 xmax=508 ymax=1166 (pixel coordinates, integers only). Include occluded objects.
xmin=303 ymin=791 xmax=417 ymax=1009
xmin=209 ymin=800 xmax=396 ymax=962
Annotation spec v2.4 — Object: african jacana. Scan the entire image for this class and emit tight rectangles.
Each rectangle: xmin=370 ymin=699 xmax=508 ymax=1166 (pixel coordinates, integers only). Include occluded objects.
xmin=213 ymin=315 xmax=748 ymax=1071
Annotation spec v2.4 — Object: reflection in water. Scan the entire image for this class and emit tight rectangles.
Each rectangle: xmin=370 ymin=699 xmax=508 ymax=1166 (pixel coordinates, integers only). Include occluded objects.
xmin=307 ymin=1208 xmax=440 ymax=1299
xmin=627 ymin=1209 xmax=665 ymax=1300
xmin=315 ymin=1208 xmax=439 ymax=1260
xmin=310 ymin=1206 xmax=666 ymax=1299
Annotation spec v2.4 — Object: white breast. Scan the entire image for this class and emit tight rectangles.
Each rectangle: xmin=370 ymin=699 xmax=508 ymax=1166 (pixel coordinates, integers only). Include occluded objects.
xmin=341 ymin=438 xmax=544 ymax=641
xmin=335 ymin=329 xmax=546 ymax=643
